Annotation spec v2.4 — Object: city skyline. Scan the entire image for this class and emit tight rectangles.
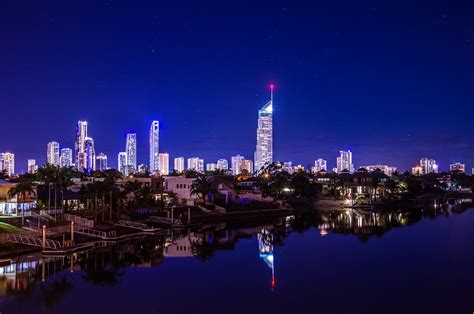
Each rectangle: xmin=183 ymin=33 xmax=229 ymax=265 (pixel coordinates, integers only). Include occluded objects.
xmin=1 ymin=4 xmax=473 ymax=173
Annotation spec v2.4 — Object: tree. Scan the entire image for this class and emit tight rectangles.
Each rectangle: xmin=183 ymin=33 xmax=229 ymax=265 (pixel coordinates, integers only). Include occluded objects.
xmin=37 ymin=164 xmax=59 ymax=213
xmin=8 ymin=178 xmax=36 ymax=225
xmin=190 ymin=174 xmax=216 ymax=204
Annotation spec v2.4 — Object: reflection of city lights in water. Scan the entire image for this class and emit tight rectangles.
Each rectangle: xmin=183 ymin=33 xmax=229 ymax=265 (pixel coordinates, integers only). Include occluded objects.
xmin=320 ymin=229 xmax=328 ymax=236
xmin=258 ymin=228 xmax=275 ymax=290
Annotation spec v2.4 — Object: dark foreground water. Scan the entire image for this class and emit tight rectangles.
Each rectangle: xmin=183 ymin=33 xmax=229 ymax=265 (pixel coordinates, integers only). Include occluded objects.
xmin=1 ymin=206 xmax=473 ymax=314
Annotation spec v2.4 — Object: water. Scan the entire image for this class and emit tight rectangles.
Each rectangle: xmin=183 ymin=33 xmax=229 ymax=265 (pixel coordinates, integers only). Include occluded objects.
xmin=1 ymin=207 xmax=473 ymax=314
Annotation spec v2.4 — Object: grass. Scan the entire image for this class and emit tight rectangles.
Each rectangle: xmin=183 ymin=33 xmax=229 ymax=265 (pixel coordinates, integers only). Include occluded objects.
xmin=0 ymin=222 xmax=21 ymax=233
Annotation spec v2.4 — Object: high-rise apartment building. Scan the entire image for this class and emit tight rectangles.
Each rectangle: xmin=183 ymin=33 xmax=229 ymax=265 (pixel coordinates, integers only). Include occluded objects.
xmin=206 ymin=163 xmax=217 ymax=172
xmin=60 ymin=148 xmax=73 ymax=168
xmin=126 ymin=133 xmax=137 ymax=174
xmin=420 ymin=158 xmax=438 ymax=174
xmin=216 ymin=159 xmax=228 ymax=171
xmin=174 ymin=157 xmax=185 ymax=173
xmin=74 ymin=120 xmax=88 ymax=171
xmin=449 ymin=162 xmax=465 ymax=173
xmin=187 ymin=157 xmax=204 ymax=173
xmin=118 ymin=152 xmax=128 ymax=175
xmin=27 ymin=159 xmax=37 ymax=174
xmin=149 ymin=121 xmax=159 ymax=173
xmin=238 ymin=159 xmax=253 ymax=175
xmin=254 ymin=85 xmax=274 ymax=172
xmin=47 ymin=141 xmax=60 ymax=166
xmin=96 ymin=153 xmax=108 ymax=171
xmin=336 ymin=150 xmax=354 ymax=173
xmin=363 ymin=165 xmax=397 ymax=176
xmin=312 ymin=159 xmax=327 ymax=173
xmin=0 ymin=153 xmax=15 ymax=177
xmin=84 ymin=137 xmax=96 ymax=173
xmin=158 ymin=153 xmax=169 ymax=175
xmin=231 ymin=155 xmax=245 ymax=175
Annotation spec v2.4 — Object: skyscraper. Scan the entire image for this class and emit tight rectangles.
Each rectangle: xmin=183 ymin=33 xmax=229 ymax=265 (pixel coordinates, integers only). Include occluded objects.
xmin=149 ymin=120 xmax=159 ymax=173
xmin=187 ymin=157 xmax=204 ymax=173
xmin=126 ymin=133 xmax=137 ymax=174
xmin=216 ymin=159 xmax=228 ymax=171
xmin=27 ymin=159 xmax=37 ymax=174
xmin=60 ymin=148 xmax=73 ymax=168
xmin=84 ymin=137 xmax=96 ymax=173
xmin=47 ymin=141 xmax=60 ymax=166
xmin=96 ymin=153 xmax=108 ymax=171
xmin=74 ymin=120 xmax=88 ymax=171
xmin=336 ymin=150 xmax=354 ymax=173
xmin=206 ymin=163 xmax=217 ymax=172
xmin=449 ymin=162 xmax=465 ymax=173
xmin=312 ymin=159 xmax=327 ymax=173
xmin=231 ymin=155 xmax=245 ymax=175
xmin=174 ymin=157 xmax=185 ymax=172
xmin=0 ymin=153 xmax=15 ymax=177
xmin=420 ymin=158 xmax=438 ymax=174
xmin=238 ymin=159 xmax=253 ymax=175
xmin=254 ymin=85 xmax=274 ymax=172
xmin=158 ymin=153 xmax=169 ymax=175
xmin=118 ymin=152 xmax=128 ymax=175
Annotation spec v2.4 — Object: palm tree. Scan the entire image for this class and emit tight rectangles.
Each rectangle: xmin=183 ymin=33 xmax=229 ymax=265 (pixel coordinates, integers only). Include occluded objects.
xmin=123 ymin=180 xmax=142 ymax=209
xmin=37 ymin=164 xmax=59 ymax=213
xmin=57 ymin=167 xmax=75 ymax=214
xmin=190 ymin=174 xmax=216 ymax=204
xmin=8 ymin=178 xmax=36 ymax=225
xmin=102 ymin=169 xmax=123 ymax=221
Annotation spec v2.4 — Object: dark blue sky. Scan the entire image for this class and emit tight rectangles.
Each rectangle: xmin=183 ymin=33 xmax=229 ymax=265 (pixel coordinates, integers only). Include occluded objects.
xmin=1 ymin=1 xmax=473 ymax=173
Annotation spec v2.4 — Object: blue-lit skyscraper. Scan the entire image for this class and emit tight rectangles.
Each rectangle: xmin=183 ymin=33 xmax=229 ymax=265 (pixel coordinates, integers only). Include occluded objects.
xmin=126 ymin=133 xmax=137 ymax=173
xmin=254 ymin=85 xmax=274 ymax=172
xmin=149 ymin=121 xmax=159 ymax=173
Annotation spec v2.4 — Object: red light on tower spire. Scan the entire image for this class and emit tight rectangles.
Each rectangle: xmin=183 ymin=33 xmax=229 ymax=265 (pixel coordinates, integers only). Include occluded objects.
xmin=269 ymin=83 xmax=275 ymax=102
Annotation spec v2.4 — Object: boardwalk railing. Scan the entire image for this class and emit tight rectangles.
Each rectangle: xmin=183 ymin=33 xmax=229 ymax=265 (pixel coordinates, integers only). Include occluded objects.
xmin=149 ymin=216 xmax=182 ymax=225
xmin=40 ymin=210 xmax=56 ymax=222
xmin=115 ymin=220 xmax=150 ymax=230
xmin=6 ymin=234 xmax=62 ymax=250
xmin=64 ymin=214 xmax=94 ymax=228
xmin=75 ymin=227 xmax=116 ymax=239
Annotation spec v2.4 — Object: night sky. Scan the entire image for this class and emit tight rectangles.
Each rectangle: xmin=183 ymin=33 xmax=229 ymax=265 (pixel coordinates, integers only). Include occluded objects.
xmin=2 ymin=1 xmax=474 ymax=173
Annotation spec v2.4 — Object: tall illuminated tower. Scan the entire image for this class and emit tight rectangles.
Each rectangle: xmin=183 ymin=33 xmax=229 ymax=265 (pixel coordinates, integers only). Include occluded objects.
xmin=254 ymin=85 xmax=274 ymax=172
xmin=74 ymin=120 xmax=88 ymax=171
xmin=60 ymin=148 xmax=73 ymax=168
xmin=126 ymin=133 xmax=137 ymax=173
xmin=118 ymin=152 xmax=128 ymax=175
xmin=84 ymin=137 xmax=96 ymax=173
xmin=47 ymin=141 xmax=60 ymax=166
xmin=149 ymin=121 xmax=159 ymax=173
xmin=158 ymin=152 xmax=169 ymax=175
xmin=96 ymin=153 xmax=108 ymax=171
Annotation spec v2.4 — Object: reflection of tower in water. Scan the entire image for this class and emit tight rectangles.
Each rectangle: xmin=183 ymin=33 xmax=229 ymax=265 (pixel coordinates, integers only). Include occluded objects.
xmin=257 ymin=228 xmax=275 ymax=289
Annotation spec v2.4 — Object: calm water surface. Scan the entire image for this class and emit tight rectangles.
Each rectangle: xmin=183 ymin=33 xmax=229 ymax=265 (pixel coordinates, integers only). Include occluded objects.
xmin=1 ymin=207 xmax=473 ymax=314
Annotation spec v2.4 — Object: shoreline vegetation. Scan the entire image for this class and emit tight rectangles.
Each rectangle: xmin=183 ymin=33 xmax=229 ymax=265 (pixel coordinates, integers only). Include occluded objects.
xmin=0 ymin=162 xmax=473 ymax=258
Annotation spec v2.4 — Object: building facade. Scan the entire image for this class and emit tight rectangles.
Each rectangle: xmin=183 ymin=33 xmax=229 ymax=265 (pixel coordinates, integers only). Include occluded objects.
xmin=118 ymin=152 xmax=128 ymax=175
xmin=0 ymin=153 xmax=15 ymax=177
xmin=187 ymin=157 xmax=204 ymax=173
xmin=60 ymin=148 xmax=73 ymax=168
xmin=231 ymin=155 xmax=245 ymax=175
xmin=216 ymin=159 xmax=228 ymax=171
xmin=254 ymin=86 xmax=273 ymax=172
xmin=159 ymin=153 xmax=169 ymax=175
xmin=126 ymin=133 xmax=137 ymax=174
xmin=449 ymin=162 xmax=465 ymax=173
xmin=362 ymin=165 xmax=397 ymax=176
xmin=337 ymin=150 xmax=354 ymax=173
xmin=47 ymin=141 xmax=60 ymax=166
xmin=149 ymin=120 xmax=159 ymax=173
xmin=27 ymin=159 xmax=37 ymax=174
xmin=312 ymin=159 xmax=327 ymax=173
xmin=74 ymin=120 xmax=88 ymax=171
xmin=96 ymin=153 xmax=108 ymax=171
xmin=174 ymin=157 xmax=185 ymax=173
xmin=84 ymin=137 xmax=96 ymax=173
xmin=420 ymin=158 xmax=438 ymax=174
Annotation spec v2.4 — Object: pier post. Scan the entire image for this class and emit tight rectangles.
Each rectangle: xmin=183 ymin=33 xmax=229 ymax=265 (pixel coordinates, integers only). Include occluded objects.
xmin=42 ymin=225 xmax=46 ymax=250
xmin=171 ymin=208 xmax=174 ymax=220
xmin=71 ymin=221 xmax=74 ymax=243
